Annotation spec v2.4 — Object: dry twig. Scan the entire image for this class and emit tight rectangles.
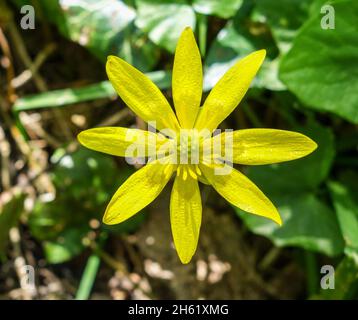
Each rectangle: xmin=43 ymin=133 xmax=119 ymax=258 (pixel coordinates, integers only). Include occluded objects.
xmin=7 ymin=20 xmax=72 ymax=140
xmin=0 ymin=26 xmax=16 ymax=103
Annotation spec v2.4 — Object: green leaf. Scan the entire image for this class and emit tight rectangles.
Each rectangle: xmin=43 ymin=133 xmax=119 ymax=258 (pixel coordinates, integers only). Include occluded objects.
xmin=12 ymin=70 xmax=171 ymax=112
xmin=193 ymin=0 xmax=243 ymax=19
xmin=135 ymin=0 xmax=195 ymax=52
xmin=236 ymin=193 xmax=344 ymax=256
xmin=29 ymin=199 xmax=71 ymax=241
xmin=279 ymin=0 xmax=358 ymax=124
xmin=329 ymin=182 xmax=358 ymax=251
xmin=44 ymin=228 xmax=87 ymax=264
xmin=328 ymin=171 xmax=358 ymax=258
xmin=309 ymin=0 xmax=333 ymax=16
xmin=13 ymin=81 xmax=115 ymax=112
xmin=253 ymin=0 xmax=312 ymax=53
xmin=12 ymin=0 xmax=158 ymax=70
xmin=53 ymin=0 xmax=136 ymax=57
xmin=204 ymin=21 xmax=285 ymax=91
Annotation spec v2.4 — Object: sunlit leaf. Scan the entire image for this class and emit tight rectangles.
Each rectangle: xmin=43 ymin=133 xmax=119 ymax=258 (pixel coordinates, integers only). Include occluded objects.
xmin=193 ymin=0 xmax=243 ymax=19
xmin=135 ymin=0 xmax=196 ymax=52
xmin=204 ymin=21 xmax=284 ymax=91
xmin=13 ymin=0 xmax=158 ymax=70
xmin=280 ymin=0 xmax=358 ymax=123
xmin=253 ymin=0 xmax=312 ymax=53
xmin=13 ymin=71 xmax=171 ymax=111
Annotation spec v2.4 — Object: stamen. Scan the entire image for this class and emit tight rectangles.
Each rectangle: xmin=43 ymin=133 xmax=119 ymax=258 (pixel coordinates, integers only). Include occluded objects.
xmin=177 ymin=166 xmax=181 ymax=177
xmin=182 ymin=167 xmax=188 ymax=181
xmin=195 ymin=165 xmax=202 ymax=176
xmin=164 ymin=163 xmax=172 ymax=179
xmin=188 ymin=167 xmax=197 ymax=180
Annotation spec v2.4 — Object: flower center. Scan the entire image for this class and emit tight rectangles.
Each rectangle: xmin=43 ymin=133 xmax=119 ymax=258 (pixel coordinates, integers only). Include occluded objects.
xmin=175 ymin=130 xmax=201 ymax=165
xmin=173 ymin=130 xmax=203 ymax=180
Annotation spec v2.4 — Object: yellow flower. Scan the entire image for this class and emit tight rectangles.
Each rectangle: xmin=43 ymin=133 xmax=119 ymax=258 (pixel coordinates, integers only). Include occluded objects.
xmin=78 ymin=27 xmax=317 ymax=264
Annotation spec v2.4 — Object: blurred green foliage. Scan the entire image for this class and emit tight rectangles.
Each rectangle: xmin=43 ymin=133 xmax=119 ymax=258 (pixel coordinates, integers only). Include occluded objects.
xmin=0 ymin=192 xmax=25 ymax=259
xmin=13 ymin=0 xmax=159 ymax=70
xmin=29 ymin=147 xmax=145 ymax=263
xmin=6 ymin=0 xmax=358 ymax=298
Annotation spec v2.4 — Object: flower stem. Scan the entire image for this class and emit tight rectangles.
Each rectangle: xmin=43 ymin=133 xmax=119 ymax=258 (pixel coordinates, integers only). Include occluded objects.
xmin=75 ymin=253 xmax=101 ymax=300
xmin=197 ymin=14 xmax=207 ymax=57
xmin=75 ymin=233 xmax=107 ymax=300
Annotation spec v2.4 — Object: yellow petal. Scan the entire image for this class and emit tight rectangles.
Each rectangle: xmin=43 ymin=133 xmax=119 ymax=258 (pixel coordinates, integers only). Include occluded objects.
xmin=103 ymin=158 xmax=175 ymax=225
xmin=198 ymin=175 xmax=210 ymax=185
xmin=106 ymin=56 xmax=180 ymax=134
xmin=200 ymin=164 xmax=282 ymax=225
xmin=207 ymin=129 xmax=317 ymax=165
xmin=172 ymin=27 xmax=203 ymax=128
xmin=77 ymin=127 xmax=168 ymax=157
xmin=170 ymin=173 xmax=202 ymax=264
xmin=195 ymin=50 xmax=266 ymax=133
